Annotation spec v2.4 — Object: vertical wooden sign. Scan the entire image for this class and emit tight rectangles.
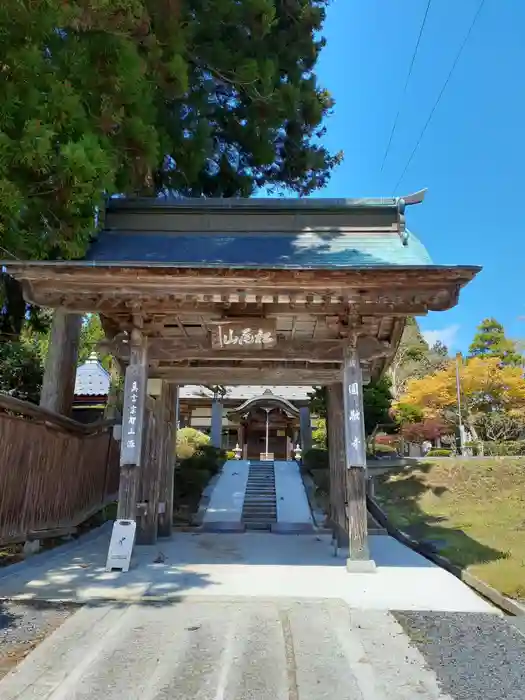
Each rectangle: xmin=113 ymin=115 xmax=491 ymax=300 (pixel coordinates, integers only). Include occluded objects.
xmin=120 ymin=363 xmax=147 ymax=467
xmin=342 ymin=347 xmax=367 ymax=468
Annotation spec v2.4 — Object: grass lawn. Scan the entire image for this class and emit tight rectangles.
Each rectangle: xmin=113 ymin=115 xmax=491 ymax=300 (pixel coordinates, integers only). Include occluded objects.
xmin=375 ymin=458 xmax=525 ymax=600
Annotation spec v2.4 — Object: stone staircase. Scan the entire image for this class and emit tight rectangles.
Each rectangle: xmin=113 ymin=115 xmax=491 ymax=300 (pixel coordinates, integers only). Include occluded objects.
xmin=241 ymin=461 xmax=277 ymax=530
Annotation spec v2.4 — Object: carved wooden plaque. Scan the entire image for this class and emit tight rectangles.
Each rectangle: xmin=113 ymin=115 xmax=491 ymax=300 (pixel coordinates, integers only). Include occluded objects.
xmin=210 ymin=319 xmax=277 ymax=350
xmin=342 ymin=347 xmax=367 ymax=469
xmin=120 ymin=363 xmax=147 ymax=467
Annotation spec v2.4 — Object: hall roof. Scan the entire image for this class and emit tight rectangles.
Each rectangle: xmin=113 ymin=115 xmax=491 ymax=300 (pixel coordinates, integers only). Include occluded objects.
xmin=226 ymin=388 xmax=300 ymax=419
xmin=178 ymin=385 xmax=312 ymax=401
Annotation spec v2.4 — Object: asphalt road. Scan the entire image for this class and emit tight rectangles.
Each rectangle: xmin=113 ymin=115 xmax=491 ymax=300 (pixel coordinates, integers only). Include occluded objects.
xmin=1 ymin=598 xmax=524 ymax=699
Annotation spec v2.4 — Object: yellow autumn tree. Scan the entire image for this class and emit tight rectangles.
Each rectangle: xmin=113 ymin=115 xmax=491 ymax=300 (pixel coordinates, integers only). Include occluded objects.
xmin=397 ymin=356 xmax=525 ymax=439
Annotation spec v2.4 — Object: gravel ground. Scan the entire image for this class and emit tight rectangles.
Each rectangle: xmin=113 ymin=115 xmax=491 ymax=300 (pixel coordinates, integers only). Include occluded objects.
xmin=0 ymin=601 xmax=77 ymax=680
xmin=393 ymin=611 xmax=525 ymax=700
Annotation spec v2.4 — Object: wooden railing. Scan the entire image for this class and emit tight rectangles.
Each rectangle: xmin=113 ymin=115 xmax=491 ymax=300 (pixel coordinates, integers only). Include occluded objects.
xmin=0 ymin=394 xmax=120 ymax=545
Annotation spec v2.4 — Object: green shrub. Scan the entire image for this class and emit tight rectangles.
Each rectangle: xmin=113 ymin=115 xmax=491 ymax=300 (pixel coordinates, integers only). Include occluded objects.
xmin=174 ymin=466 xmax=212 ymax=506
xmin=312 ymin=418 xmax=327 ymax=449
xmin=371 ymin=443 xmax=397 ymax=455
xmin=226 ymin=450 xmax=236 ymax=460
xmin=302 ymin=447 xmax=329 ymax=471
xmin=174 ymin=443 xmax=225 ymax=508
xmin=176 ymin=427 xmax=210 ymax=459
xmin=482 ymin=441 xmax=525 ymax=456
xmin=179 ymin=445 xmax=224 ymax=475
xmin=426 ymin=448 xmax=452 ymax=457
xmin=199 ymin=444 xmax=227 ymax=467
xmin=464 ymin=441 xmax=482 ymax=456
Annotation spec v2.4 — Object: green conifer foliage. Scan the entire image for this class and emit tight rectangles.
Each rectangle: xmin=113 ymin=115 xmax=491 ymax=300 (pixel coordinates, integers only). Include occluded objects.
xmin=468 ymin=318 xmax=523 ymax=366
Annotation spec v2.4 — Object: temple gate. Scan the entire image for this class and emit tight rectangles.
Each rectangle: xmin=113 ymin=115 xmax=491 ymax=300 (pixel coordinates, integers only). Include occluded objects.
xmin=6 ymin=193 xmax=479 ymax=571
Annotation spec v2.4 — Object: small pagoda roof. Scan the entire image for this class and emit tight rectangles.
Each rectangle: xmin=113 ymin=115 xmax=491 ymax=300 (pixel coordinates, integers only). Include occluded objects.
xmin=74 ymin=353 xmax=110 ymax=397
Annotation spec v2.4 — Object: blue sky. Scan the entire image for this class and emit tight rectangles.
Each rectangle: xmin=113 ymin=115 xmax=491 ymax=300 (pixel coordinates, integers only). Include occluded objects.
xmin=313 ymin=0 xmax=525 ymax=352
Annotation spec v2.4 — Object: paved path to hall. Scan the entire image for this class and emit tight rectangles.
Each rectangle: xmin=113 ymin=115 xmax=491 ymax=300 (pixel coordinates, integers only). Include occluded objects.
xmin=0 ymin=599 xmax=464 ymax=699
xmin=0 ymin=526 xmax=495 ymax=611
xmin=2 ymin=529 xmax=525 ymax=698
xmin=2 ymin=597 xmax=525 ymax=699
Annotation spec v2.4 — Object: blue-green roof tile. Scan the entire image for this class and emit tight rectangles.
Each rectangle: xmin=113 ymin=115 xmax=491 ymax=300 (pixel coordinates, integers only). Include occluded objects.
xmin=85 ymin=229 xmax=432 ymax=269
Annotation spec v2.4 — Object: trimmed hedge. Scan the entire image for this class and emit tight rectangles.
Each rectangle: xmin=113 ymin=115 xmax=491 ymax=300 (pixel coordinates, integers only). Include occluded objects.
xmin=372 ymin=443 xmax=397 ymax=455
xmin=426 ymin=448 xmax=453 ymax=457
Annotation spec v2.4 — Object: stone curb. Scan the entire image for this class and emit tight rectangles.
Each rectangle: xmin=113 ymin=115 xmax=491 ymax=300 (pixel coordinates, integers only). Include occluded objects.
xmin=367 ymin=496 xmax=525 ymax=618
xmin=300 ymin=472 xmax=328 ymax=529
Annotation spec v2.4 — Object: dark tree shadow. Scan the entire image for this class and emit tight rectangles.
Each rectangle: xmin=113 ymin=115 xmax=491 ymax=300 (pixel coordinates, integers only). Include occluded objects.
xmin=375 ymin=461 xmax=508 ymax=570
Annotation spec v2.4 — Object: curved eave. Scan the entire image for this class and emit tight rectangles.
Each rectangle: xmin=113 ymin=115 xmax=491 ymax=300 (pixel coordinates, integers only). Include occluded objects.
xmin=227 ymin=394 xmax=300 ymax=419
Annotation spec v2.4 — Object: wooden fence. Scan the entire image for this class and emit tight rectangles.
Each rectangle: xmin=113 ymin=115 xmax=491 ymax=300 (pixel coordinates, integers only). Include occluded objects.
xmin=0 ymin=394 xmax=120 ymax=545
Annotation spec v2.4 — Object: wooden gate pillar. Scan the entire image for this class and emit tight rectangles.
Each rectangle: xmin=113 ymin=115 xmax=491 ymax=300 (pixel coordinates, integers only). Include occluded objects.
xmin=158 ymin=383 xmax=178 ymax=538
xmin=40 ymin=310 xmax=82 ymax=416
xmin=136 ymin=395 xmax=159 ymax=545
xmin=237 ymin=423 xmax=245 ymax=455
xmin=342 ymin=346 xmax=376 ymax=573
xmin=211 ymin=398 xmax=223 ymax=448
xmin=326 ymin=384 xmax=347 ymax=546
xmin=117 ymin=329 xmax=148 ymax=522
xmin=299 ymin=406 xmax=312 ymax=452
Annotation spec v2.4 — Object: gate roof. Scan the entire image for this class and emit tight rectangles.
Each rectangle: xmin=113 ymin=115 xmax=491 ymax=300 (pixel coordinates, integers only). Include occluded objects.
xmin=5 ymin=194 xmax=480 ymax=385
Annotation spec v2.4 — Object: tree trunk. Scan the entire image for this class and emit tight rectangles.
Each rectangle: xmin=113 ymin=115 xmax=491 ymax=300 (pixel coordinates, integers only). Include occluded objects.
xmin=40 ymin=310 xmax=82 ymax=416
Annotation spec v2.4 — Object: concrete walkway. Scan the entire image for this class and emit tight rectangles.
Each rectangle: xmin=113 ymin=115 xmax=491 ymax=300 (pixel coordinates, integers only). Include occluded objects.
xmin=202 ymin=460 xmax=250 ymax=529
xmin=0 ymin=598 xmax=457 ymax=699
xmin=0 ymin=527 xmax=496 ymax=613
xmin=274 ymin=460 xmax=314 ymax=531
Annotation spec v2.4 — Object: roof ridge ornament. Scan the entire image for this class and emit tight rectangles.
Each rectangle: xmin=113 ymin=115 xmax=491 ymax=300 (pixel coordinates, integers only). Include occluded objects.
xmin=399 ymin=189 xmax=427 ymax=206
xmin=395 ymin=189 xmax=427 ymax=246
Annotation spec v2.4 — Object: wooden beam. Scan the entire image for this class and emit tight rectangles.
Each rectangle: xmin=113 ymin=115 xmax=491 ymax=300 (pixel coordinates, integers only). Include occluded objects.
xmin=152 ymin=367 xmax=349 ymax=385
xmin=40 ymin=310 xmax=82 ymax=417
xmin=25 ymin=295 xmax=445 ymax=317
xmin=11 ymin=264 xmax=478 ymax=291
xmin=101 ymin=338 xmax=351 ymax=363
xmin=342 ymin=346 xmax=375 ymax=573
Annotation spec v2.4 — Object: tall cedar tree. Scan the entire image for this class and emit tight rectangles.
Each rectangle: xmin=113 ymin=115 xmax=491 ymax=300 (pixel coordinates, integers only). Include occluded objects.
xmin=468 ymin=318 xmax=523 ymax=367
xmin=0 ymin=0 xmax=341 ymax=333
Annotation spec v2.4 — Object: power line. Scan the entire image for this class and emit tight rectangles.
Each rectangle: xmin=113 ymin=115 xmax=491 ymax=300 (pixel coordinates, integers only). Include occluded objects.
xmin=380 ymin=0 xmax=433 ymax=173
xmin=392 ymin=0 xmax=486 ymax=194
